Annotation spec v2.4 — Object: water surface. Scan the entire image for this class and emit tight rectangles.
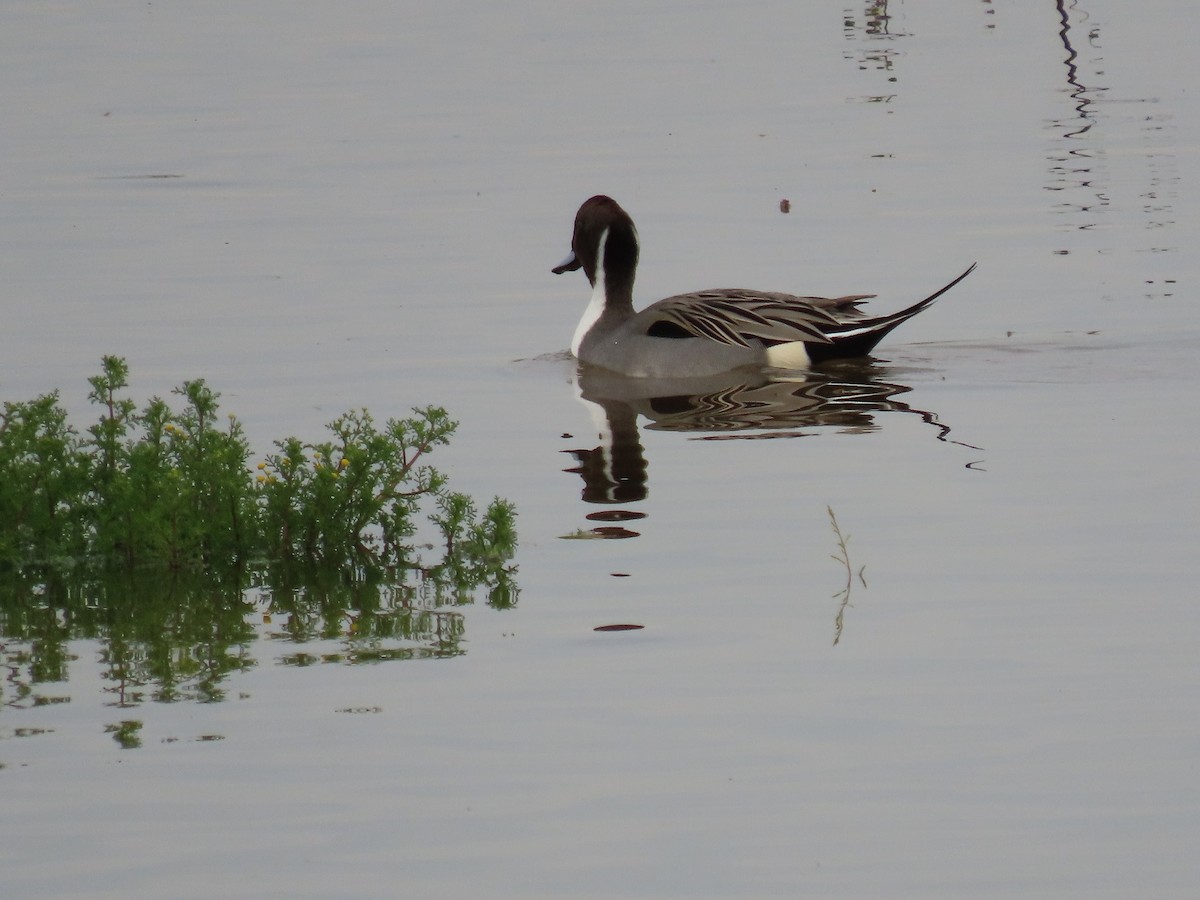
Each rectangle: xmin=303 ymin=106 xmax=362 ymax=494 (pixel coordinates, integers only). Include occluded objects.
xmin=2 ymin=1 xmax=1198 ymax=897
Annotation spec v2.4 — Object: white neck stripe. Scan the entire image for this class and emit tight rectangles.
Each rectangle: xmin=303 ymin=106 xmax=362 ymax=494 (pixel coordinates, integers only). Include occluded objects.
xmin=572 ymin=227 xmax=609 ymax=357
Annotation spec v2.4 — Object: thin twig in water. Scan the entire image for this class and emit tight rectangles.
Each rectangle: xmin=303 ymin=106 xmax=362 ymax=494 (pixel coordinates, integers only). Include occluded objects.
xmin=828 ymin=505 xmax=866 ymax=646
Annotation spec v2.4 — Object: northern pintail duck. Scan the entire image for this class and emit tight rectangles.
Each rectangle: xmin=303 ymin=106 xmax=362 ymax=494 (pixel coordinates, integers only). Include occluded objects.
xmin=552 ymin=195 xmax=975 ymax=378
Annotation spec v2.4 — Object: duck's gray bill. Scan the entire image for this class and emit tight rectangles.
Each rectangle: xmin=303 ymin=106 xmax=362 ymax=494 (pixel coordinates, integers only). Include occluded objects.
xmin=552 ymin=250 xmax=581 ymax=274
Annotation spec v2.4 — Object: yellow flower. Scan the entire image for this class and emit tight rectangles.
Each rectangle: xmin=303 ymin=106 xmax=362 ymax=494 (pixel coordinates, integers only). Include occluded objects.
xmin=256 ymin=462 xmax=266 ymax=470
xmin=339 ymin=458 xmax=350 ymax=469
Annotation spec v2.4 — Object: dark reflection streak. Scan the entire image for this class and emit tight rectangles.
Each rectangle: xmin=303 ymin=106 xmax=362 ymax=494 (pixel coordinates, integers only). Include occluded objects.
xmin=2 ymin=645 xmax=29 ymax=711
xmin=681 ymin=379 xmax=982 ymax=456
xmin=1056 ymin=0 xmax=1097 ymax=140
xmin=842 ymin=1 xmax=904 ymax=78
xmin=864 ymin=0 xmax=890 ymax=38
xmin=910 ymin=405 xmax=983 ymax=452
xmin=1048 ymin=0 xmax=1108 ymax=227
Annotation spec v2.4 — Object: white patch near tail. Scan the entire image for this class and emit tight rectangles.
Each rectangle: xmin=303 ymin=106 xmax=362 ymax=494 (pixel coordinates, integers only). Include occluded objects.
xmin=572 ymin=227 xmax=609 ymax=358
xmin=764 ymin=340 xmax=812 ymax=369
xmin=827 ymin=322 xmax=882 ymax=340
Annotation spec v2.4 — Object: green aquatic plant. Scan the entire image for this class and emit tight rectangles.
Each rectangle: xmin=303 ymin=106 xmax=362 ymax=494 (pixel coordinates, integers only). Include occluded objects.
xmin=0 ymin=359 xmax=518 ymax=713
xmin=84 ymin=357 xmax=258 ymax=568
xmin=0 ymin=356 xmax=516 ymax=576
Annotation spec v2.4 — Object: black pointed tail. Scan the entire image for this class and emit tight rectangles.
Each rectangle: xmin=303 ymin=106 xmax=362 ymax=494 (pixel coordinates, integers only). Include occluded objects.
xmin=807 ymin=263 xmax=976 ymax=363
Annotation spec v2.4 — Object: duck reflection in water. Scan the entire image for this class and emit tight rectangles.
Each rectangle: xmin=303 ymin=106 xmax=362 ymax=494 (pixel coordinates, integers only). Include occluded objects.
xmin=562 ymin=360 xmax=972 ymax=532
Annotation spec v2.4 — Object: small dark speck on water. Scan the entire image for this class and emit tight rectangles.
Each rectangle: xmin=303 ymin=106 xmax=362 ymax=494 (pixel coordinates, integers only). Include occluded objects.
xmin=97 ymin=174 xmax=185 ymax=180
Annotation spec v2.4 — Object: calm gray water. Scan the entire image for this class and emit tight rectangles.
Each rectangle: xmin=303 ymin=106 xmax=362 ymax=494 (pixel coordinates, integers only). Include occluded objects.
xmin=3 ymin=1 xmax=1198 ymax=897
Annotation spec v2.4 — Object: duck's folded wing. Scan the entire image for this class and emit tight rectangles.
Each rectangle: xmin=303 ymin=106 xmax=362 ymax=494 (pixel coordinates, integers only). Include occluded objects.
xmin=804 ymin=293 xmax=877 ymax=318
xmin=642 ymin=289 xmax=848 ymax=348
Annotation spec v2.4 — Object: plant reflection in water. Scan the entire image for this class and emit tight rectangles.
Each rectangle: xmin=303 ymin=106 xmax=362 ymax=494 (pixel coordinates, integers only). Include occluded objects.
xmin=0 ymin=555 xmax=518 ymax=719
